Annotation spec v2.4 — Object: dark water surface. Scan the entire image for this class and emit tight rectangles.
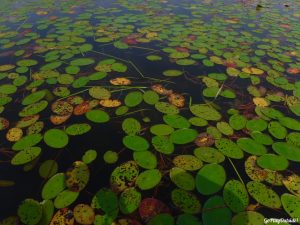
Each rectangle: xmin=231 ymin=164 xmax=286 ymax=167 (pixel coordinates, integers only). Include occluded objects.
xmin=0 ymin=0 xmax=300 ymax=224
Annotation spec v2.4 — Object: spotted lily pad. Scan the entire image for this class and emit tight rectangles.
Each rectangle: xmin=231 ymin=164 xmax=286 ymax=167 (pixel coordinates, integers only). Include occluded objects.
xmin=110 ymin=161 xmax=139 ymax=193
xmin=65 ymin=161 xmax=90 ymax=192
xmin=171 ymin=188 xmax=201 ymax=214
xmin=173 ymin=155 xmax=202 ymax=171
xmin=215 ymin=138 xmax=244 ymax=159
xmin=73 ymin=204 xmax=95 ymax=225
xmin=11 ymin=147 xmax=41 ymax=165
xmin=281 ymin=193 xmax=300 ymax=220
xmin=223 ymin=180 xmax=249 ymax=213
xmin=152 ymin=136 xmax=174 ymax=154
xmin=247 ymin=181 xmax=281 ymax=208
xmin=190 ymin=104 xmax=222 ymax=121
xmin=119 ymin=187 xmax=141 ymax=214
xmin=194 ymin=147 xmax=225 ymax=163
xmin=65 ymin=123 xmax=91 ymax=136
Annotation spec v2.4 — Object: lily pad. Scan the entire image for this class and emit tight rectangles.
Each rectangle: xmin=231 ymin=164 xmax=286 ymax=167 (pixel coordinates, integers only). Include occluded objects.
xmin=215 ymin=138 xmax=244 ymax=159
xmin=42 ymin=173 xmax=66 ymax=200
xmin=170 ymin=128 xmax=198 ymax=144
xmin=86 ymin=109 xmax=110 ymax=123
xmin=247 ymin=181 xmax=281 ymax=208
xmin=223 ymin=180 xmax=249 ymax=213
xmin=190 ymin=104 xmax=221 ymax=121
xmin=257 ymin=154 xmax=289 ymax=171
xmin=194 ymin=147 xmax=225 ymax=163
xmin=281 ymin=193 xmax=300 ymax=219
xmin=236 ymin=138 xmax=267 ymax=155
xmin=169 ymin=167 xmax=195 ymax=191
xmin=44 ymin=129 xmax=69 ymax=149
xmin=133 ymin=151 xmax=157 ymax=169
xmin=196 ymin=163 xmax=226 ymax=195
xmin=272 ymin=142 xmax=300 ymax=162
xmin=17 ymin=199 xmax=42 ymax=225
xmin=171 ymin=188 xmax=201 ymax=214
xmin=136 ymin=169 xmax=162 ymax=190
xmin=123 ymin=135 xmax=149 ymax=151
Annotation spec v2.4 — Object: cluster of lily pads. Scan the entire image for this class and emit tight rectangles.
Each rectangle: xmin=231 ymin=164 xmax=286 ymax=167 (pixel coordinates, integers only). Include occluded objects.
xmin=0 ymin=0 xmax=300 ymax=224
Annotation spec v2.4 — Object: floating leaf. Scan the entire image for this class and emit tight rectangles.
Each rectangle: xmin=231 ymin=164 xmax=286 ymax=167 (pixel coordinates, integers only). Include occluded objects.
xmin=110 ymin=161 xmax=139 ymax=193
xmin=65 ymin=161 xmax=90 ymax=192
xmin=194 ymin=147 xmax=225 ymax=163
xmin=170 ymin=128 xmax=198 ymax=144
xmin=133 ymin=151 xmax=157 ymax=169
xmin=223 ymin=180 xmax=249 ymax=213
xmin=257 ymin=154 xmax=289 ymax=171
xmin=44 ymin=129 xmax=69 ymax=149
xmin=86 ymin=109 xmax=110 ymax=123
xmin=173 ymin=155 xmax=202 ymax=171
xmin=65 ymin=123 xmax=91 ymax=136
xmin=196 ymin=163 xmax=226 ymax=195
xmin=54 ymin=190 xmax=79 ymax=209
xmin=42 ymin=173 xmax=66 ymax=200
xmin=169 ymin=167 xmax=195 ymax=191
xmin=124 ymin=91 xmax=143 ymax=107
xmin=281 ymin=194 xmax=300 ymax=222
xmin=215 ymin=138 xmax=244 ymax=159
xmin=202 ymin=196 xmax=231 ymax=225
xmin=136 ymin=169 xmax=161 ymax=190
xmin=171 ymin=189 xmax=201 ymax=214
xmin=232 ymin=211 xmax=264 ymax=225
xmin=123 ymin=135 xmax=149 ymax=151
xmin=272 ymin=142 xmax=300 ymax=162
xmin=122 ymin=118 xmax=141 ymax=135
xmin=73 ymin=204 xmax=95 ymax=225
xmin=17 ymin=199 xmax=42 ymax=225
xmin=236 ymin=138 xmax=267 ymax=155
xmin=152 ymin=135 xmax=174 ymax=154
xmin=247 ymin=181 xmax=281 ymax=208
xmin=190 ymin=104 xmax=221 ymax=121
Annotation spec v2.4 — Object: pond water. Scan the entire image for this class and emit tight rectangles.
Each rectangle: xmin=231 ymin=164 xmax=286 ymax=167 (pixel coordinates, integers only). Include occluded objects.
xmin=0 ymin=0 xmax=300 ymax=224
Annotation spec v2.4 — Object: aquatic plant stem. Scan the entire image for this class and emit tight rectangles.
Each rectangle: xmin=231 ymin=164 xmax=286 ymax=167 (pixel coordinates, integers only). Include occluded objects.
xmin=227 ymin=157 xmax=245 ymax=186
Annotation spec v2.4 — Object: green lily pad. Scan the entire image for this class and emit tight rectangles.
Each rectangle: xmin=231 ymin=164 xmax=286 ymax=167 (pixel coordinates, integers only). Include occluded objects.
xmin=11 ymin=147 xmax=41 ymax=165
xmin=119 ymin=187 xmax=141 ymax=214
xmin=150 ymin=124 xmax=174 ymax=136
xmin=170 ymin=128 xmax=197 ymax=144
xmin=247 ymin=181 xmax=281 ymax=208
xmin=155 ymin=102 xmax=179 ymax=114
xmin=196 ymin=163 xmax=226 ymax=195
xmin=190 ymin=104 xmax=221 ymax=121
xmin=103 ymin=151 xmax=118 ymax=164
xmin=170 ymin=167 xmax=195 ymax=191
xmin=261 ymin=107 xmax=284 ymax=119
xmin=136 ymin=169 xmax=162 ymax=190
xmin=123 ymin=135 xmax=149 ymax=151
xmin=42 ymin=173 xmax=66 ymax=200
xmin=91 ymin=188 xmax=118 ymax=215
xmin=194 ymin=147 xmax=225 ymax=163
xmin=152 ymin=135 xmax=174 ymax=154
xmin=279 ymin=117 xmax=300 ymax=131
xmin=250 ymin=131 xmax=273 ymax=145
xmin=272 ymin=142 xmax=300 ymax=162
xmin=12 ymin=133 xmax=43 ymax=151
xmin=19 ymin=100 xmax=48 ymax=117
xmin=124 ymin=91 xmax=143 ymax=107
xmin=215 ymin=138 xmax=244 ymax=159
xmin=143 ymin=90 xmax=159 ymax=105
xmin=232 ymin=211 xmax=264 ymax=225
xmin=0 ymin=84 xmax=17 ymax=94
xmin=246 ymin=118 xmax=268 ymax=131
xmin=229 ymin=114 xmax=247 ymax=130
xmin=39 ymin=160 xmax=58 ymax=179
xmin=81 ymin=149 xmax=98 ymax=164
xmin=268 ymin=121 xmax=287 ymax=139
xmin=171 ymin=188 xmax=201 ymax=214
xmin=65 ymin=123 xmax=91 ymax=136
xmin=237 ymin=138 xmax=267 ymax=155
xmin=54 ymin=190 xmax=79 ymax=209
xmin=122 ymin=118 xmax=141 ymax=135
xmin=216 ymin=122 xmax=234 ymax=136
xmin=281 ymin=194 xmax=300 ymax=222
xmin=22 ymin=90 xmax=46 ymax=105
xmin=163 ymin=70 xmax=183 ymax=77
xmin=202 ymin=196 xmax=231 ymax=225
xmin=17 ymin=59 xmax=38 ymax=67
xmin=287 ymin=132 xmax=300 ymax=146
xmin=163 ymin=114 xmax=190 ymax=128
xmin=257 ymin=154 xmax=289 ymax=171
xmin=223 ymin=180 xmax=249 ymax=213
xmin=176 ymin=214 xmax=202 ymax=225
xmin=70 ymin=58 xmax=95 ymax=66
xmin=44 ymin=129 xmax=69 ymax=149
xmin=86 ymin=109 xmax=110 ymax=123
xmin=17 ymin=199 xmax=42 ymax=225
xmin=148 ymin=213 xmax=175 ymax=225
xmin=37 ymin=200 xmax=54 ymax=225
xmin=133 ymin=151 xmax=157 ymax=169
